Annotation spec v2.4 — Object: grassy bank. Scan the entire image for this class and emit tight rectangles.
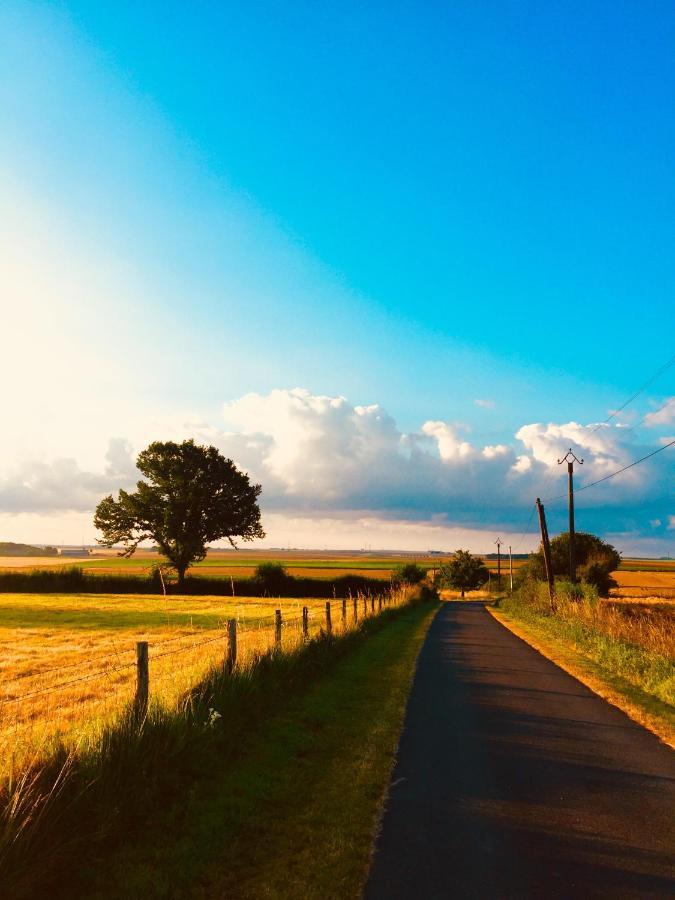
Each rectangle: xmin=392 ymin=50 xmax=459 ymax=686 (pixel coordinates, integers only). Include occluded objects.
xmin=2 ymin=597 xmax=437 ymax=898
xmin=494 ymin=586 xmax=674 ymax=744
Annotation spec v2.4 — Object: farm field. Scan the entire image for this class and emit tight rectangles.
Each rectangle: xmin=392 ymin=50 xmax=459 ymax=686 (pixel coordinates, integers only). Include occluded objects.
xmin=0 ymin=591 xmax=387 ymax=780
xmin=2 ymin=549 xmax=673 ymax=579
xmin=610 ymin=569 xmax=675 ymax=599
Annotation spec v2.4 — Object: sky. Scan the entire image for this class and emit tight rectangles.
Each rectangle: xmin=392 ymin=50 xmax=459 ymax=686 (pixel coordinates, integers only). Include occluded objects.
xmin=1 ymin=1 xmax=674 ymax=555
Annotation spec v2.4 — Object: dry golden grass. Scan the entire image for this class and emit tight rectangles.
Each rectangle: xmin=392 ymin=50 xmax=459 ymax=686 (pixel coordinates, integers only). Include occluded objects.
xmin=0 ymin=592 xmax=397 ymax=781
xmin=522 ymin=587 xmax=675 ymax=661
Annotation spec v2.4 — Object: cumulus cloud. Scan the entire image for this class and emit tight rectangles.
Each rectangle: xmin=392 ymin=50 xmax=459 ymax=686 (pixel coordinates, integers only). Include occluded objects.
xmin=644 ymin=397 xmax=675 ymax=427
xmin=2 ymin=390 xmax=673 ymax=546
xmin=474 ymin=399 xmax=496 ymax=409
xmin=0 ymin=440 xmax=137 ymax=514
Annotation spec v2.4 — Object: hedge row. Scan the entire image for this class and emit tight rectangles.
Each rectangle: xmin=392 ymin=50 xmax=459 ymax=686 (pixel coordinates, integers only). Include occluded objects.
xmin=0 ymin=567 xmax=391 ymax=598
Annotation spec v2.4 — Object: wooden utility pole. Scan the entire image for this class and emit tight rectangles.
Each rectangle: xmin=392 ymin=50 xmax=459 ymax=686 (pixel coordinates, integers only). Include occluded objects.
xmin=558 ymin=449 xmax=583 ymax=583
xmin=535 ymin=498 xmax=555 ymax=610
xmin=495 ymin=538 xmax=502 ymax=590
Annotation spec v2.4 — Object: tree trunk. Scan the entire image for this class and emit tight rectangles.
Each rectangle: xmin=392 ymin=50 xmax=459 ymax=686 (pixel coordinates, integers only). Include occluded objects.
xmin=176 ymin=564 xmax=187 ymax=590
xmin=461 ymin=588 xmax=465 ymax=599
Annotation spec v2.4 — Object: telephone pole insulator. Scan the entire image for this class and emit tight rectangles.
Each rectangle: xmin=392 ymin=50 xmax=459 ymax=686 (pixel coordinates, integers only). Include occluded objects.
xmin=557 ymin=449 xmax=583 ymax=584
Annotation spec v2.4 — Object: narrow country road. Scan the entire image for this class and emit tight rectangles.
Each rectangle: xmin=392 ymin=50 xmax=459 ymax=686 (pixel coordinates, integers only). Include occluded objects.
xmin=365 ymin=602 xmax=675 ymax=899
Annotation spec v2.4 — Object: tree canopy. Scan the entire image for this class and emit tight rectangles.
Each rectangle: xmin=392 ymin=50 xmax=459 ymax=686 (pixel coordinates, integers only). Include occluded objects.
xmin=526 ymin=531 xmax=620 ymax=596
xmin=94 ymin=440 xmax=264 ymax=585
xmin=523 ymin=531 xmax=621 ymax=596
xmin=438 ymin=550 xmax=489 ymax=598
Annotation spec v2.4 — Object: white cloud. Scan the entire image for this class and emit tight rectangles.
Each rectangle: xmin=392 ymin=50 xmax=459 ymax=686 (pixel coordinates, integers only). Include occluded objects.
xmin=2 ymin=388 xmax=673 ymax=554
xmin=0 ymin=440 xmax=136 ymax=514
xmin=644 ymin=398 xmax=675 ymax=427
xmin=668 ymin=516 xmax=675 ymax=531
xmin=474 ymin=399 xmax=496 ymax=409
xmin=421 ymin=421 xmax=474 ymax=461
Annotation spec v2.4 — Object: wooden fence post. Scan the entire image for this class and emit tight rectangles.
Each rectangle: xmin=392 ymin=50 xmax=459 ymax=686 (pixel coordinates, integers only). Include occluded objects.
xmin=325 ymin=601 xmax=332 ymax=635
xmin=371 ymin=595 xmax=375 ymax=614
xmin=135 ymin=641 xmax=149 ymax=720
xmin=353 ymin=594 xmax=358 ymax=621
xmin=363 ymin=596 xmax=367 ymax=617
xmin=227 ymin=618 xmax=237 ymax=672
xmin=341 ymin=598 xmax=347 ymax=627
xmin=378 ymin=596 xmax=382 ymax=612
xmin=275 ymin=609 xmax=282 ymax=649
xmin=302 ymin=606 xmax=309 ymax=640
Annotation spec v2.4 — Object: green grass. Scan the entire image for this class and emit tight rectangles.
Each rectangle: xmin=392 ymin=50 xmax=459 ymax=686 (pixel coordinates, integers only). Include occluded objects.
xmin=3 ymin=598 xmax=437 ymax=899
xmin=87 ymin=600 xmax=436 ymax=899
xmin=0 ymin=592 xmax=316 ymax=630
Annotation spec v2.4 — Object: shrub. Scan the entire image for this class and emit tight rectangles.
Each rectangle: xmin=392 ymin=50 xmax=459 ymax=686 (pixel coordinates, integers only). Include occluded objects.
xmin=391 ymin=563 xmax=427 ymax=585
xmin=526 ymin=532 xmax=620 ymax=583
xmin=252 ymin=562 xmax=293 ymax=593
xmin=577 ymin=554 xmax=618 ymax=597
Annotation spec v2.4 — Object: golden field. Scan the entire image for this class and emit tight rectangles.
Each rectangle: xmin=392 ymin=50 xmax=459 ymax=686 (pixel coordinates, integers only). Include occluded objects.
xmin=0 ymin=591 xmax=394 ymax=780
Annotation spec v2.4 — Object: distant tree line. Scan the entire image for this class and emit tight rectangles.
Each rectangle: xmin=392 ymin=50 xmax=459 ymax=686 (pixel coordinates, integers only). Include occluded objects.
xmin=0 ymin=542 xmax=58 ymax=557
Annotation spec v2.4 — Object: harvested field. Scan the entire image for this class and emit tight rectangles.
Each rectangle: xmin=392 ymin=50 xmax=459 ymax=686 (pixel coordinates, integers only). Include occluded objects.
xmin=0 ymin=590 xmax=402 ymax=780
xmin=610 ymin=569 xmax=675 ymax=599
xmin=0 ymin=556 xmax=100 ymax=569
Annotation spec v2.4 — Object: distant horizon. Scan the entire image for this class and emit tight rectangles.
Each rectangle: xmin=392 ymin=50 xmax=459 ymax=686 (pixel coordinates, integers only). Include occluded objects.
xmin=3 ymin=539 xmax=672 ymax=562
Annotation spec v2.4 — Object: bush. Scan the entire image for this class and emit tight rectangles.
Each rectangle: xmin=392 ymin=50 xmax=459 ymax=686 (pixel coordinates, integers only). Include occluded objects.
xmin=526 ymin=532 xmax=620 ymax=584
xmin=391 ymin=563 xmax=427 ymax=585
xmin=417 ymin=584 xmax=440 ymax=602
xmin=252 ymin=562 xmax=293 ymax=593
xmin=577 ymin=554 xmax=618 ymax=597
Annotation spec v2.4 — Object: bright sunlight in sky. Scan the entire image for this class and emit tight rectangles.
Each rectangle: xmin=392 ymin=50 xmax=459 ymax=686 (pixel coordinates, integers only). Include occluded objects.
xmin=1 ymin=1 xmax=674 ymax=554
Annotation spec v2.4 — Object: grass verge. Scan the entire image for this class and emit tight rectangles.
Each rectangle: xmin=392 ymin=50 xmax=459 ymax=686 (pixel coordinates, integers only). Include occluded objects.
xmin=492 ymin=596 xmax=674 ymax=748
xmin=4 ymin=598 xmax=438 ymax=899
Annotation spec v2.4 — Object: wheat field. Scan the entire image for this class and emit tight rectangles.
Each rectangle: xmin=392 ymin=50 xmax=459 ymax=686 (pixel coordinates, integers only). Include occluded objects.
xmin=0 ymin=591 xmax=398 ymax=780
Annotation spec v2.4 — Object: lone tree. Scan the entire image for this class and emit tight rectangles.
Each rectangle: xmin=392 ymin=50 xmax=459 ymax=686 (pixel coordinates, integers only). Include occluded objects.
xmin=94 ymin=440 xmax=264 ymax=587
xmin=438 ymin=549 xmax=489 ymax=598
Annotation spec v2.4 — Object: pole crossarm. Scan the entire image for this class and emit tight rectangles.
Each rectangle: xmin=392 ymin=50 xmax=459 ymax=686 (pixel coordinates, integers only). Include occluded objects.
xmin=557 ymin=448 xmax=584 ymax=466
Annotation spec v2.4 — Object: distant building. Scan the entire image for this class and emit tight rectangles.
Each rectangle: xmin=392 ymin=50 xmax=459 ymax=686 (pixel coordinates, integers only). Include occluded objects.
xmin=57 ymin=547 xmax=91 ymax=557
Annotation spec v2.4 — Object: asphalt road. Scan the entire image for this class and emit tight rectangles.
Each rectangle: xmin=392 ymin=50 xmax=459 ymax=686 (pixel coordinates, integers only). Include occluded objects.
xmin=365 ymin=602 xmax=675 ymax=899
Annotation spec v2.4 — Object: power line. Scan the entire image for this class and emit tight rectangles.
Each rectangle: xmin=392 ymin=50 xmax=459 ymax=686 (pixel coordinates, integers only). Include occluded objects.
xmin=543 ymin=438 xmax=675 ymax=503
xmin=589 ymin=352 xmax=675 ymax=434
xmin=510 ymin=352 xmax=675 ymax=545
xmin=623 ymin=395 xmax=675 ymax=435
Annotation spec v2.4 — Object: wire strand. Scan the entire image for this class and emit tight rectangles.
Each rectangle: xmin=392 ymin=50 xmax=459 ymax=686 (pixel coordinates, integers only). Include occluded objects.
xmin=588 ymin=352 xmax=675 ymax=434
xmin=543 ymin=438 xmax=675 ymax=502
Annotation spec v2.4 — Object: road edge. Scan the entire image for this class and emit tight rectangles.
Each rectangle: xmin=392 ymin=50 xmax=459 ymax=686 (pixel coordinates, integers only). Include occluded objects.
xmin=489 ymin=606 xmax=675 ymax=750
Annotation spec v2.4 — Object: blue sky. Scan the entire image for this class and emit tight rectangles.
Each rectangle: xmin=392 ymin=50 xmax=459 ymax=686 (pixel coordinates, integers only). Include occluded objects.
xmin=1 ymin=1 xmax=674 ymax=552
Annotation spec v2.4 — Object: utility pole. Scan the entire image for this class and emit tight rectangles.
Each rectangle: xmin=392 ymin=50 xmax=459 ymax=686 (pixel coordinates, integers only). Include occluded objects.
xmin=495 ymin=538 xmax=502 ymax=591
xmin=558 ymin=449 xmax=583 ymax=584
xmin=509 ymin=545 xmax=513 ymax=594
xmin=535 ymin=498 xmax=555 ymax=610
